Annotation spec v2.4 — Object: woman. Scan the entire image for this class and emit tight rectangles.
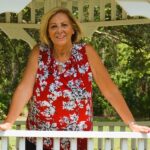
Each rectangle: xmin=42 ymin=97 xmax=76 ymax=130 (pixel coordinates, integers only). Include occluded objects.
xmin=0 ymin=7 xmax=150 ymax=150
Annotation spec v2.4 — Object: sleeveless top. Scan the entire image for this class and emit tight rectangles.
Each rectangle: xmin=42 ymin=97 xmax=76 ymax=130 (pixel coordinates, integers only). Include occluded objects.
xmin=26 ymin=43 xmax=93 ymax=149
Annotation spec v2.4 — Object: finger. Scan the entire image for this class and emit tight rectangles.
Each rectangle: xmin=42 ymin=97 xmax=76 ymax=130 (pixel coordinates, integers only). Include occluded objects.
xmin=138 ymin=127 xmax=150 ymax=133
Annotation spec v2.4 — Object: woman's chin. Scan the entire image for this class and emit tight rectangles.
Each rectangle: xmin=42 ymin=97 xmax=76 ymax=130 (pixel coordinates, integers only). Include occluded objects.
xmin=54 ymin=40 xmax=68 ymax=46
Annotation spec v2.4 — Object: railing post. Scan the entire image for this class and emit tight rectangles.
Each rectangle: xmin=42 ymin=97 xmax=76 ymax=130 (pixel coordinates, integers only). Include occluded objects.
xmin=88 ymin=138 xmax=94 ymax=150
xmin=70 ymin=138 xmax=77 ymax=150
xmin=1 ymin=137 xmax=8 ymax=150
xmin=18 ymin=137 xmax=25 ymax=150
xmin=36 ymin=137 xmax=43 ymax=150
xmin=105 ymin=138 xmax=111 ymax=150
xmin=120 ymin=139 xmax=128 ymax=150
xmin=138 ymin=139 xmax=145 ymax=150
xmin=53 ymin=138 xmax=60 ymax=150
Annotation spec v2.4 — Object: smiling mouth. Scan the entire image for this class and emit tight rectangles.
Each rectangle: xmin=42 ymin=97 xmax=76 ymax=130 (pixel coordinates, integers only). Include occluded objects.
xmin=56 ymin=36 xmax=66 ymax=40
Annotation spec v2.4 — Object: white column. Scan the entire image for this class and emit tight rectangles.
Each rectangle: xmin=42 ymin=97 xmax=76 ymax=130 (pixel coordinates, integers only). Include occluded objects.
xmin=53 ymin=138 xmax=60 ymax=150
xmin=19 ymin=137 xmax=25 ymax=150
xmin=138 ymin=139 xmax=145 ymax=150
xmin=70 ymin=138 xmax=77 ymax=150
xmin=105 ymin=138 xmax=111 ymax=150
xmin=120 ymin=139 xmax=128 ymax=150
xmin=88 ymin=138 xmax=94 ymax=150
xmin=36 ymin=137 xmax=43 ymax=150
xmin=1 ymin=137 xmax=8 ymax=150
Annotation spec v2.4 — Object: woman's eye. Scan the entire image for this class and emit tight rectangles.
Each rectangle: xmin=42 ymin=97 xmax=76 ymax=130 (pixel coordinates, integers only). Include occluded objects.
xmin=62 ymin=24 xmax=68 ymax=27
xmin=50 ymin=25 xmax=57 ymax=29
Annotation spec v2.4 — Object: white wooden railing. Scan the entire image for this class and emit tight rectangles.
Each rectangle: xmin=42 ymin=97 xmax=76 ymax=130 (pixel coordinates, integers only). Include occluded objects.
xmin=0 ymin=121 xmax=150 ymax=150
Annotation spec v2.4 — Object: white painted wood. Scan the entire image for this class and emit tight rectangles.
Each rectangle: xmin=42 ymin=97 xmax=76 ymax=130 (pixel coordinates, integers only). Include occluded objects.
xmin=0 ymin=130 xmax=150 ymax=139
xmin=0 ymin=121 xmax=150 ymax=150
xmin=19 ymin=137 xmax=25 ymax=150
xmin=89 ymin=0 xmax=94 ymax=21
xmin=53 ymin=138 xmax=60 ymax=150
xmin=138 ymin=139 xmax=145 ymax=150
xmin=18 ymin=12 xmax=22 ymax=23
xmin=122 ymin=9 xmax=127 ymax=19
xmin=105 ymin=138 xmax=111 ymax=150
xmin=1 ymin=1 xmax=150 ymax=25
xmin=36 ymin=137 xmax=43 ymax=150
xmin=78 ymin=0 xmax=84 ymax=22
xmin=120 ymin=139 xmax=128 ymax=150
xmin=88 ymin=138 xmax=94 ymax=150
xmin=66 ymin=0 xmax=72 ymax=12
xmin=100 ymin=0 xmax=105 ymax=21
xmin=111 ymin=0 xmax=116 ymax=20
xmin=1 ymin=26 xmax=36 ymax=48
xmin=5 ymin=13 xmax=10 ymax=23
xmin=44 ymin=0 xmax=52 ymax=13
xmin=70 ymin=138 xmax=77 ymax=150
xmin=1 ymin=0 xmax=150 ymax=41
xmin=56 ymin=0 xmax=61 ymax=7
xmin=31 ymin=0 xmax=36 ymax=23
xmin=1 ymin=137 xmax=8 ymax=150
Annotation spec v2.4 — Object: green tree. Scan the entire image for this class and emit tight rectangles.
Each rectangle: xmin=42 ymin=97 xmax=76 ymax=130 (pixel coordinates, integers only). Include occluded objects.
xmin=90 ymin=25 xmax=150 ymax=119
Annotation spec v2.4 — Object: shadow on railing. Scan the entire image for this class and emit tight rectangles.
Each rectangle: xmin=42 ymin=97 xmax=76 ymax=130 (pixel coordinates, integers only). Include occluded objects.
xmin=0 ymin=121 xmax=150 ymax=150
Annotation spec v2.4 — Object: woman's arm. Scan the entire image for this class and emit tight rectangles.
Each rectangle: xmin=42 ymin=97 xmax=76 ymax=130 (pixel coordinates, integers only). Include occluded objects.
xmin=0 ymin=45 xmax=39 ymax=130
xmin=86 ymin=44 xmax=150 ymax=133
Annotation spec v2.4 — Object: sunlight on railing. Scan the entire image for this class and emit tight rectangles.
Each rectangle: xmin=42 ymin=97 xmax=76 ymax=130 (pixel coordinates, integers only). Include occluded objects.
xmin=0 ymin=130 xmax=150 ymax=150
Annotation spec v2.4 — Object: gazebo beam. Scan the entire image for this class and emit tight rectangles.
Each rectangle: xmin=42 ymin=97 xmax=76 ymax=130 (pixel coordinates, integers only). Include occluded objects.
xmin=0 ymin=0 xmax=150 ymax=47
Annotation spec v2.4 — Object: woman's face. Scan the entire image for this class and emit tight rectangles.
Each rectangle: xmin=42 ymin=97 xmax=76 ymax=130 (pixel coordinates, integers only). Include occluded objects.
xmin=48 ymin=12 xmax=74 ymax=47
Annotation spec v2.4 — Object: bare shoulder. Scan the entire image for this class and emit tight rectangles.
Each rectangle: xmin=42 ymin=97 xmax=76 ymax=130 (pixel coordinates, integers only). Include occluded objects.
xmin=85 ymin=44 xmax=97 ymax=55
xmin=85 ymin=43 xmax=102 ymax=64
xmin=29 ymin=44 xmax=40 ymax=58
xmin=25 ymin=44 xmax=40 ymax=73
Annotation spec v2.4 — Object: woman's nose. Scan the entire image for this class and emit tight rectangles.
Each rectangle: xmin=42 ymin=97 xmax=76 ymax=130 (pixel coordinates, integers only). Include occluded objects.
xmin=56 ymin=26 xmax=63 ymax=33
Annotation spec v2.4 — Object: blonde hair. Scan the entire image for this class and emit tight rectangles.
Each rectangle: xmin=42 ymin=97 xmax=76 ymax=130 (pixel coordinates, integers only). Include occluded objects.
xmin=40 ymin=7 xmax=82 ymax=47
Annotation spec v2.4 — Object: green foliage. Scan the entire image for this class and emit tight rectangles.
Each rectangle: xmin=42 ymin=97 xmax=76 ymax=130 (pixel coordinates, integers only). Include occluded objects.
xmin=0 ymin=92 xmax=9 ymax=120
xmin=89 ymin=25 xmax=150 ymax=119
xmin=0 ymin=31 xmax=30 ymax=118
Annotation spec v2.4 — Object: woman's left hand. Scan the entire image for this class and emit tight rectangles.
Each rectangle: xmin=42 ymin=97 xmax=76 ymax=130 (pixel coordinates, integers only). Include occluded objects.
xmin=129 ymin=122 xmax=150 ymax=133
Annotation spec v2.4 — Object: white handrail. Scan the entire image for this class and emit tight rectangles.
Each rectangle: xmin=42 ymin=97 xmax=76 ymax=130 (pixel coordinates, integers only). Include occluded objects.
xmin=0 ymin=130 xmax=150 ymax=138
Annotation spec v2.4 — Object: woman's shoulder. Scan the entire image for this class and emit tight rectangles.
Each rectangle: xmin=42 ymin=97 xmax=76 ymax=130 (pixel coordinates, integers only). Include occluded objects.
xmin=84 ymin=43 xmax=98 ymax=55
xmin=30 ymin=44 xmax=40 ymax=57
xmin=84 ymin=43 xmax=102 ymax=64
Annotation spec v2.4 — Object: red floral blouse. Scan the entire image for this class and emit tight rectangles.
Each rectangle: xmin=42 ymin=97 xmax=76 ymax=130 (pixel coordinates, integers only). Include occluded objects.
xmin=26 ymin=43 xmax=93 ymax=150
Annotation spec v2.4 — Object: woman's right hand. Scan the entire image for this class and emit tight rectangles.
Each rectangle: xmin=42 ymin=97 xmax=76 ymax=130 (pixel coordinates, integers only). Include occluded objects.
xmin=0 ymin=122 xmax=13 ymax=131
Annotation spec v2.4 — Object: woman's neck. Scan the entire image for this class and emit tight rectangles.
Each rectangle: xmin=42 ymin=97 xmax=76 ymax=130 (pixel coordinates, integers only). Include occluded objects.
xmin=53 ymin=43 xmax=73 ymax=60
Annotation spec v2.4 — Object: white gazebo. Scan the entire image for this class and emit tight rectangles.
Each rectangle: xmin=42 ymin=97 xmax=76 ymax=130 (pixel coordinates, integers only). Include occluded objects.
xmin=0 ymin=0 xmax=150 ymax=48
